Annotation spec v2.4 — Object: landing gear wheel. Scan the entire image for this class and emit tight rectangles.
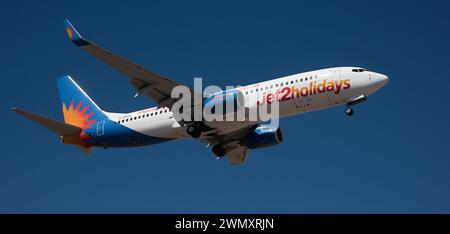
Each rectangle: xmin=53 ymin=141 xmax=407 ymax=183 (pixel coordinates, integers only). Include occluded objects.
xmin=212 ymin=145 xmax=226 ymax=157
xmin=345 ymin=107 xmax=354 ymax=116
xmin=187 ymin=124 xmax=201 ymax=138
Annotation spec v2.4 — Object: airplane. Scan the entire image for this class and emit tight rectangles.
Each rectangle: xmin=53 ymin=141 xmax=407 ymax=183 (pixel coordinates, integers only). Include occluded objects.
xmin=11 ymin=19 xmax=389 ymax=164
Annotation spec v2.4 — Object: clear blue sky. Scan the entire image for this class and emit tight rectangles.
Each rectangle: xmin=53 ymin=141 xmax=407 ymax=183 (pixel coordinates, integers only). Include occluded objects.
xmin=1 ymin=0 xmax=449 ymax=213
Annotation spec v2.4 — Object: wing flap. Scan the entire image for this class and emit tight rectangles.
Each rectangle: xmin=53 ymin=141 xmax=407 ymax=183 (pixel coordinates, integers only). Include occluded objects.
xmin=226 ymin=145 xmax=249 ymax=165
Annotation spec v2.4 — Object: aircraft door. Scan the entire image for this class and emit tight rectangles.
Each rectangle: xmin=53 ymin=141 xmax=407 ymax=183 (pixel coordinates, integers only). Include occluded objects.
xmin=326 ymin=68 xmax=342 ymax=105
xmin=96 ymin=120 xmax=105 ymax=136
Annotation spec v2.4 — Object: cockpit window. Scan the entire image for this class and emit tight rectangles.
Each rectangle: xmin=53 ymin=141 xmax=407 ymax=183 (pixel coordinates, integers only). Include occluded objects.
xmin=352 ymin=68 xmax=366 ymax=72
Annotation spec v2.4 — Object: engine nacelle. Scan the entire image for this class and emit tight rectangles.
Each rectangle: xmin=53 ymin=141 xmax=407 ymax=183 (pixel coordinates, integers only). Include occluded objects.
xmin=244 ymin=126 xmax=283 ymax=149
xmin=203 ymin=90 xmax=245 ymax=127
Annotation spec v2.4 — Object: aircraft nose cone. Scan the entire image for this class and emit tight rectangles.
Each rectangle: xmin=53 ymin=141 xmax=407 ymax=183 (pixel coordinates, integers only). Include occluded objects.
xmin=371 ymin=72 xmax=389 ymax=89
xmin=379 ymin=74 xmax=389 ymax=87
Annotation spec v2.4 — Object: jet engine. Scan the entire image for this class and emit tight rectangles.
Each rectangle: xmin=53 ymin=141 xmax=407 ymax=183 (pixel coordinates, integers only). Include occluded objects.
xmin=244 ymin=125 xmax=283 ymax=149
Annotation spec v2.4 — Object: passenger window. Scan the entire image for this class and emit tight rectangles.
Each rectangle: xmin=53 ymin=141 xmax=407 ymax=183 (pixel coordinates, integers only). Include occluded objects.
xmin=305 ymin=78 xmax=308 ymax=81
xmin=280 ymin=83 xmax=283 ymax=86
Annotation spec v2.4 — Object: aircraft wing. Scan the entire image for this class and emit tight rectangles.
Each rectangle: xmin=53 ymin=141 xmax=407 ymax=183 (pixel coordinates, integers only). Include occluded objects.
xmin=63 ymin=19 xmax=197 ymax=107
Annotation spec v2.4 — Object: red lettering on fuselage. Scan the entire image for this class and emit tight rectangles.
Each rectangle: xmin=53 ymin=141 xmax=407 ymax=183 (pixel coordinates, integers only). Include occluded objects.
xmin=257 ymin=79 xmax=351 ymax=106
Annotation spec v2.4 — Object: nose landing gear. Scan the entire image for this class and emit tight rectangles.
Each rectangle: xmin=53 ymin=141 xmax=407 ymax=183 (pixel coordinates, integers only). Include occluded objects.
xmin=345 ymin=94 xmax=367 ymax=116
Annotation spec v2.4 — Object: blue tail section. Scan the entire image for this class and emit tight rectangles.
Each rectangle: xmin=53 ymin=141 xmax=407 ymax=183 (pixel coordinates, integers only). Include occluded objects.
xmin=56 ymin=75 xmax=107 ymax=130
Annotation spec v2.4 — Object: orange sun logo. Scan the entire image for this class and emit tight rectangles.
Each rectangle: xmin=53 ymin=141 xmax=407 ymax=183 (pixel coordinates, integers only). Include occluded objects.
xmin=62 ymin=100 xmax=96 ymax=130
xmin=66 ymin=27 xmax=73 ymax=39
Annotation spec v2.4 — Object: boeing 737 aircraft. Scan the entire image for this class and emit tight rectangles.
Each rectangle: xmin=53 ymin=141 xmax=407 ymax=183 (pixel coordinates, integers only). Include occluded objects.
xmin=12 ymin=19 xmax=389 ymax=164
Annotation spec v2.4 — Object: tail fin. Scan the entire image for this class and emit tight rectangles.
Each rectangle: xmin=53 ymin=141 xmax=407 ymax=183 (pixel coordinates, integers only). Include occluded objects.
xmin=56 ymin=75 xmax=107 ymax=130
xmin=11 ymin=76 xmax=105 ymax=153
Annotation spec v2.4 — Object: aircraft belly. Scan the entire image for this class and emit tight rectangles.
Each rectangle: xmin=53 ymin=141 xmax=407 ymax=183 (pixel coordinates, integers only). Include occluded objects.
xmin=125 ymin=118 xmax=180 ymax=139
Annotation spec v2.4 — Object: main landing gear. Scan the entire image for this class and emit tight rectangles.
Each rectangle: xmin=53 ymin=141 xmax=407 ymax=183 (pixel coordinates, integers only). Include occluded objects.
xmin=186 ymin=123 xmax=202 ymax=138
xmin=212 ymin=144 xmax=226 ymax=157
xmin=345 ymin=106 xmax=354 ymax=116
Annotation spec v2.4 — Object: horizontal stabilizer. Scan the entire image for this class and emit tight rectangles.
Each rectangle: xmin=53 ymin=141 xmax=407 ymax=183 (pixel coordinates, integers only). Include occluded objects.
xmin=11 ymin=107 xmax=81 ymax=136
xmin=63 ymin=19 xmax=91 ymax=47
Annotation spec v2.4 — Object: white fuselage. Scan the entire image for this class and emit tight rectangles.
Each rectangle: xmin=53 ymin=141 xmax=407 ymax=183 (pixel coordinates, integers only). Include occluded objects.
xmin=110 ymin=67 xmax=389 ymax=140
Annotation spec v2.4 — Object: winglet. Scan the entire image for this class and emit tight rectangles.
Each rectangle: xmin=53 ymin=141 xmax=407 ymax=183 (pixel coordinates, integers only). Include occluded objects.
xmin=63 ymin=19 xmax=91 ymax=47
